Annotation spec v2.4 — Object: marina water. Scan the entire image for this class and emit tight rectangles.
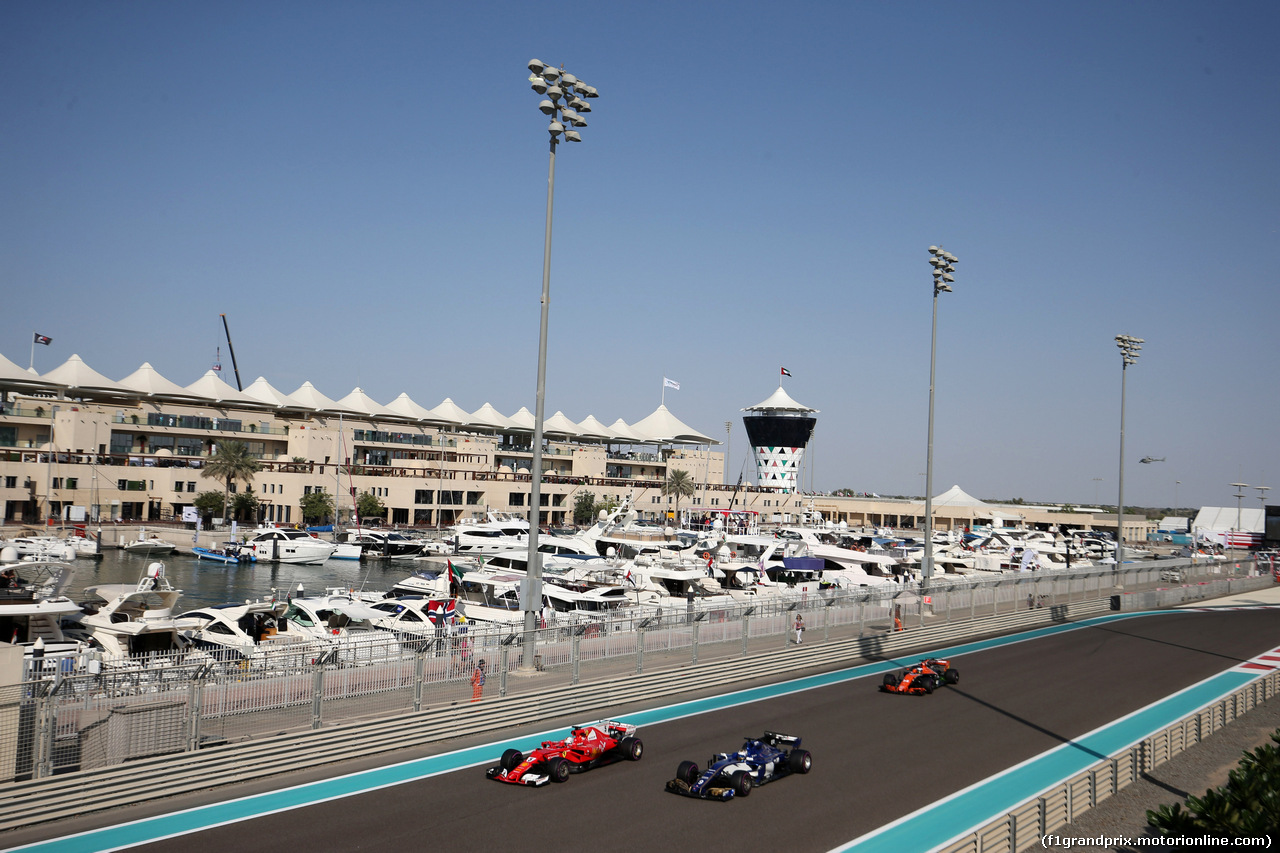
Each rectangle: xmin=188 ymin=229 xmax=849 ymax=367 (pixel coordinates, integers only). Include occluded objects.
xmin=68 ymin=548 xmax=415 ymax=611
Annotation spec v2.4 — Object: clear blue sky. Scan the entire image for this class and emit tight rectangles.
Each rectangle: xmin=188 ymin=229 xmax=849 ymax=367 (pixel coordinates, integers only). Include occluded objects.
xmin=3 ymin=1 xmax=1277 ymax=511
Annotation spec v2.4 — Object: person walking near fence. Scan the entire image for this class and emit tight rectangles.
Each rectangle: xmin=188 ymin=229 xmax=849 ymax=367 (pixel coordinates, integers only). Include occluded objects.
xmin=470 ymin=659 xmax=486 ymax=702
xmin=793 ymin=613 xmax=804 ymax=644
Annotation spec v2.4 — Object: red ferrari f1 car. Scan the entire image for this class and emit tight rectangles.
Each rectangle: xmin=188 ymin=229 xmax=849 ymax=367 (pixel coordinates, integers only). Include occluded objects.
xmin=880 ymin=657 xmax=959 ymax=695
xmin=486 ymin=720 xmax=643 ymax=786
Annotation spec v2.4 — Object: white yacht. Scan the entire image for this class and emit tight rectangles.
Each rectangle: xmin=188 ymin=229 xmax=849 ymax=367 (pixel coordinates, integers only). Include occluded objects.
xmin=244 ymin=525 xmax=337 ymax=564
xmin=61 ymin=562 xmax=196 ymax=659
xmin=774 ymin=527 xmax=898 ymax=586
xmin=446 ymin=511 xmax=531 ymax=554
xmin=120 ymin=530 xmax=178 ymax=556
xmin=0 ymin=559 xmax=83 ymax=664
xmin=179 ymin=599 xmax=316 ymax=660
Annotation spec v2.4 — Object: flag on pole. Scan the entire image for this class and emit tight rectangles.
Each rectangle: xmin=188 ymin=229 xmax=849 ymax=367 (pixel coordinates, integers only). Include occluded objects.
xmin=447 ymin=559 xmax=455 ymax=590
xmin=33 ymin=333 xmax=52 ymax=346
xmin=780 ymin=367 xmax=791 ymax=377
xmin=663 ymin=377 xmax=680 ymax=391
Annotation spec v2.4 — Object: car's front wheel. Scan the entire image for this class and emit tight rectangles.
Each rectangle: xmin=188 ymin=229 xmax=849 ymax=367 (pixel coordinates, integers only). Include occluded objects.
xmin=500 ymin=749 xmax=522 ymax=772
xmin=919 ymin=675 xmax=935 ymax=694
xmin=547 ymin=757 xmax=570 ymax=783
xmin=677 ymin=760 xmax=700 ymax=785
xmin=883 ymin=673 xmax=898 ymax=687
xmin=730 ymin=770 xmax=752 ymax=798
xmin=789 ymin=749 xmax=812 ymax=774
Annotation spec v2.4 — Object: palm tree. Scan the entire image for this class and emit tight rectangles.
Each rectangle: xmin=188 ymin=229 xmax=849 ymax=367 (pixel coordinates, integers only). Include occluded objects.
xmin=662 ymin=468 xmax=696 ymax=529
xmin=201 ymin=440 xmax=261 ymax=525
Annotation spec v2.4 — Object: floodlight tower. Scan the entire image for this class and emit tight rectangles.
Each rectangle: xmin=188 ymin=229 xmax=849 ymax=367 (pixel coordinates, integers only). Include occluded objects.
xmin=1114 ymin=334 xmax=1143 ymax=572
xmin=522 ymin=59 xmax=599 ymax=672
xmin=922 ymin=246 xmax=957 ymax=584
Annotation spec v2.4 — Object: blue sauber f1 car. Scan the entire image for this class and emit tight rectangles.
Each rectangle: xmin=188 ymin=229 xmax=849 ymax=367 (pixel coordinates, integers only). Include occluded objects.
xmin=665 ymin=731 xmax=811 ymax=800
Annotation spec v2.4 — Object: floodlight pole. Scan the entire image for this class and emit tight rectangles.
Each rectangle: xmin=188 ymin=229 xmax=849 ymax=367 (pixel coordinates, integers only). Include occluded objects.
xmin=922 ymin=246 xmax=957 ymax=586
xmin=521 ymin=60 xmax=597 ymax=672
xmin=1114 ymin=335 xmax=1143 ymax=575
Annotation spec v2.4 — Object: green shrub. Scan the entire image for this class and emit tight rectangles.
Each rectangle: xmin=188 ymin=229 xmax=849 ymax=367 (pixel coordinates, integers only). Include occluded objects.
xmin=1147 ymin=729 xmax=1280 ymax=837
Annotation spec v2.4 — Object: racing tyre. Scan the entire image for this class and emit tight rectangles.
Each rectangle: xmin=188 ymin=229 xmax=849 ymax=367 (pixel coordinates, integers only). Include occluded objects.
xmin=620 ymin=736 xmax=643 ymax=761
xmin=677 ymin=760 xmax=700 ymax=785
xmin=730 ymin=770 xmax=752 ymax=798
xmin=882 ymin=673 xmax=898 ymax=688
xmin=920 ymin=675 xmax=935 ymax=694
xmin=944 ymin=668 xmax=959 ymax=684
xmin=788 ymin=749 xmax=812 ymax=774
xmin=547 ymin=757 xmax=570 ymax=783
xmin=500 ymin=749 xmax=523 ymax=772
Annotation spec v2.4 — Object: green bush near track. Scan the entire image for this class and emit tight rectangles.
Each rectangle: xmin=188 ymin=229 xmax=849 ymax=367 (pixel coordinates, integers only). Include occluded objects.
xmin=1147 ymin=729 xmax=1280 ymax=837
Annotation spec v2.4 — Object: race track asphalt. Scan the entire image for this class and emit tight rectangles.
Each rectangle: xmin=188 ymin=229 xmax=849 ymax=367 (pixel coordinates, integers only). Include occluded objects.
xmin=15 ymin=608 xmax=1280 ymax=853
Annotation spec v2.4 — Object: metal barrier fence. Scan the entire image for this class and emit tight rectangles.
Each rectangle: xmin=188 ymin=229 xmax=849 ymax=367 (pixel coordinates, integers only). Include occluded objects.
xmin=0 ymin=558 xmax=1260 ymax=781
xmin=940 ymin=668 xmax=1280 ymax=853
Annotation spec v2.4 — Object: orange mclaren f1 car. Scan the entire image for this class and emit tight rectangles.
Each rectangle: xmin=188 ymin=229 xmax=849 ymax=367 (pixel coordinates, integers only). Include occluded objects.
xmin=879 ymin=657 xmax=959 ymax=695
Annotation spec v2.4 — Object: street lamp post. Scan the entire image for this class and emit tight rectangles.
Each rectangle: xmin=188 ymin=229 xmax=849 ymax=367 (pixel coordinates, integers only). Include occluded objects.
xmin=1114 ymin=335 xmax=1143 ymax=574
xmin=521 ymin=59 xmax=598 ymax=672
xmin=922 ymin=245 xmax=957 ymax=585
xmin=1231 ymin=481 xmax=1249 ymax=555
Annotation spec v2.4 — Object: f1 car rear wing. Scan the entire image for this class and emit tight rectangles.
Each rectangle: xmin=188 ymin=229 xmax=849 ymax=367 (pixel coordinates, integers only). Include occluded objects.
xmin=761 ymin=731 xmax=801 ymax=747
xmin=573 ymin=719 xmax=638 ymax=738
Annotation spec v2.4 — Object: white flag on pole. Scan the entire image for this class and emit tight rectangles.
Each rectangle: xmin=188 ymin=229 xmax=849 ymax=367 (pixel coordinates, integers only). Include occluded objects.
xmin=663 ymin=377 xmax=680 ymax=391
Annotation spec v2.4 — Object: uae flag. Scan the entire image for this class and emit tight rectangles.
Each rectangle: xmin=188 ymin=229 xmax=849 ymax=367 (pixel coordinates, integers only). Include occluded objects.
xmin=33 ymin=333 xmax=52 ymax=346
xmin=780 ymin=367 xmax=791 ymax=377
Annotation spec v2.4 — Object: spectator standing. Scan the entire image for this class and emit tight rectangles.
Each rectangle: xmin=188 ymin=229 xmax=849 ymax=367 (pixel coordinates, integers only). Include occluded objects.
xmin=470 ymin=659 xmax=486 ymax=702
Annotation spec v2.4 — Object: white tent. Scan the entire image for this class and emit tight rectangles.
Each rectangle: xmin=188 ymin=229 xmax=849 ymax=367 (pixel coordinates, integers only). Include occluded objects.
xmin=429 ymin=398 xmax=470 ymax=427
xmin=288 ymin=381 xmax=361 ymax=415
xmin=630 ymin=405 xmax=717 ymax=444
xmin=383 ymin=392 xmax=443 ymax=423
xmin=575 ymin=415 xmax=614 ymax=441
xmin=507 ymin=407 xmax=536 ymax=431
xmin=541 ymin=411 xmax=583 ymax=438
xmin=930 ymin=485 xmax=992 ymax=508
xmin=335 ymin=387 xmax=394 ymax=419
xmin=118 ymin=363 xmax=204 ymax=400
xmin=184 ymin=370 xmax=263 ymax=406
xmin=607 ymin=418 xmax=648 ymax=444
xmin=469 ymin=403 xmax=513 ymax=430
xmin=243 ymin=376 xmax=310 ymax=410
xmin=42 ymin=354 xmax=131 ymax=396
xmin=0 ymin=351 xmax=55 ymax=391
xmin=741 ymin=385 xmax=819 ymax=414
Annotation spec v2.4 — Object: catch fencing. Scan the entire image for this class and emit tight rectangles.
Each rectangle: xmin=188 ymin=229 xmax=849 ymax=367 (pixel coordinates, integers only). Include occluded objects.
xmin=0 ymin=558 xmax=1261 ymax=782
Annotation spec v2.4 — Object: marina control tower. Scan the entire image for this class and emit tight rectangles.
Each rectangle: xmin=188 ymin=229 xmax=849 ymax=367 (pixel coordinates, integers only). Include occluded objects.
xmin=741 ymin=385 xmax=818 ymax=492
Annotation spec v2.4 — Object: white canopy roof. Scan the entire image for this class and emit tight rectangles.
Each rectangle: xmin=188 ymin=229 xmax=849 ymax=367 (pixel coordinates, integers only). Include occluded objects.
xmin=429 ymin=398 xmax=470 ymax=427
xmin=507 ymin=407 xmax=536 ymax=431
xmin=607 ymin=418 xmax=648 ymax=443
xmin=542 ymin=411 xmax=583 ymax=437
xmin=742 ymin=386 xmax=818 ymax=414
xmin=118 ymin=363 xmax=203 ymax=400
xmin=0 ymin=352 xmax=52 ymax=389
xmin=243 ymin=376 xmax=309 ymax=410
xmin=383 ymin=392 xmax=441 ymax=422
xmin=287 ymin=381 xmax=360 ymax=415
xmin=575 ymin=415 xmax=614 ymax=441
xmin=42 ymin=354 xmax=131 ymax=395
xmin=185 ymin=370 xmax=262 ymax=406
xmin=470 ymin=403 xmax=512 ymax=430
xmin=930 ymin=485 xmax=992 ymax=509
xmin=335 ymin=388 xmax=394 ymax=419
xmin=631 ymin=405 xmax=717 ymax=444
